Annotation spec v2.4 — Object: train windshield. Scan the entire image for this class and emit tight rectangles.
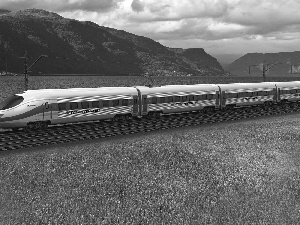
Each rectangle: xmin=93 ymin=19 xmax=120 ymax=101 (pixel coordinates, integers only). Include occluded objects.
xmin=0 ymin=95 xmax=24 ymax=110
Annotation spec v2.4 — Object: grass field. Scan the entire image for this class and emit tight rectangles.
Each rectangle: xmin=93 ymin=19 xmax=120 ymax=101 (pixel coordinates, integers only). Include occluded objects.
xmin=1 ymin=113 xmax=300 ymax=224
xmin=1 ymin=75 xmax=300 ymax=224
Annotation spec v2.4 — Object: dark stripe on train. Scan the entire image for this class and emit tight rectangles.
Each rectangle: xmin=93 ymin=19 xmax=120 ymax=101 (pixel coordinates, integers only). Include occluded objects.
xmin=0 ymin=105 xmax=44 ymax=123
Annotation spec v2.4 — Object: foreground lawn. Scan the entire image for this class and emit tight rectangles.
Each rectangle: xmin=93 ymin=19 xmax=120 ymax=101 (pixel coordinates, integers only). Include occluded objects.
xmin=1 ymin=113 xmax=300 ymax=224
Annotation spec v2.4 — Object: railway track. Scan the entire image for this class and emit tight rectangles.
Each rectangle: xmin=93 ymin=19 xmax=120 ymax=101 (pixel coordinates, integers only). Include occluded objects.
xmin=0 ymin=103 xmax=299 ymax=151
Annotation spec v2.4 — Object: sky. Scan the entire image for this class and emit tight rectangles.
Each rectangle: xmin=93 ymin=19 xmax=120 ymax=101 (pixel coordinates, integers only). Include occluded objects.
xmin=1 ymin=0 xmax=300 ymax=56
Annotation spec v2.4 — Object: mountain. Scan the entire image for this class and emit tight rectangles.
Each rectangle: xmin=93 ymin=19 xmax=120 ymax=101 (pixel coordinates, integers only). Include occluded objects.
xmin=229 ymin=52 xmax=300 ymax=76
xmin=212 ymin=54 xmax=243 ymax=71
xmin=0 ymin=9 xmax=225 ymax=76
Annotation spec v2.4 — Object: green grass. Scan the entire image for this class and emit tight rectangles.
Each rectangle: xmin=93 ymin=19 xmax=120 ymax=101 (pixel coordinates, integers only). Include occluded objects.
xmin=1 ymin=113 xmax=300 ymax=224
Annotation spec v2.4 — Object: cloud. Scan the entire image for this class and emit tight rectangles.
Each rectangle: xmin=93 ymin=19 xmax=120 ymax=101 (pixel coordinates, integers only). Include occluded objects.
xmin=1 ymin=0 xmax=299 ymax=54
xmin=131 ymin=0 xmax=144 ymax=12
xmin=0 ymin=0 xmax=124 ymax=12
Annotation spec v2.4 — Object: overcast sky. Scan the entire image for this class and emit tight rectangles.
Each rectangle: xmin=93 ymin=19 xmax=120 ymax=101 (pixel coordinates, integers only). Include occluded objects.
xmin=1 ymin=0 xmax=300 ymax=55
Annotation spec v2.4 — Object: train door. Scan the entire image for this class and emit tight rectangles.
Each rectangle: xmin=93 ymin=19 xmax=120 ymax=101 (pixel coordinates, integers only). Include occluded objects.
xmin=216 ymin=91 xmax=220 ymax=108
xmin=132 ymin=95 xmax=139 ymax=116
xmin=273 ymin=88 xmax=277 ymax=101
xmin=43 ymin=99 xmax=57 ymax=120
xmin=221 ymin=91 xmax=226 ymax=108
xmin=277 ymin=88 xmax=281 ymax=102
xmin=141 ymin=95 xmax=148 ymax=116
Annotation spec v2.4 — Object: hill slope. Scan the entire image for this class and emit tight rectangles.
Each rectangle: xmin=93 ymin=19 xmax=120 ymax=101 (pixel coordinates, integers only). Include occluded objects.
xmin=229 ymin=52 xmax=300 ymax=76
xmin=0 ymin=9 xmax=224 ymax=76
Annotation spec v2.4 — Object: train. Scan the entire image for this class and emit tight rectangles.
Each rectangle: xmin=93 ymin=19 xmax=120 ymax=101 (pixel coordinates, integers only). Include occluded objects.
xmin=1 ymin=81 xmax=300 ymax=132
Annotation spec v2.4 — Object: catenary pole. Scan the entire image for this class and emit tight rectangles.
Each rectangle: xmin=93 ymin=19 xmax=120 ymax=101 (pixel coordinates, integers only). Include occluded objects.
xmin=24 ymin=51 xmax=28 ymax=91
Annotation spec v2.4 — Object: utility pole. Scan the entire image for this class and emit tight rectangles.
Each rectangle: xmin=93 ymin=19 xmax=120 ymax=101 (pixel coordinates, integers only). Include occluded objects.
xmin=249 ymin=60 xmax=282 ymax=82
xmin=24 ymin=51 xmax=28 ymax=91
xmin=262 ymin=60 xmax=266 ymax=82
xmin=22 ymin=52 xmax=48 ymax=91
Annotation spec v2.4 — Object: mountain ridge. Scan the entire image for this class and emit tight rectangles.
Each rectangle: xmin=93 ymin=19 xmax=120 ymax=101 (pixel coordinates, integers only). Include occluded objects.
xmin=229 ymin=51 xmax=300 ymax=76
xmin=0 ymin=8 xmax=225 ymax=76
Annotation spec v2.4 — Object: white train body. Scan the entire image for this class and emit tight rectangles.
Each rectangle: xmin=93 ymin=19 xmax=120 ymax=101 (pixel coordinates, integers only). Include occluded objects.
xmin=1 ymin=81 xmax=300 ymax=130
xmin=217 ymin=83 xmax=277 ymax=107
xmin=0 ymin=87 xmax=139 ymax=129
xmin=137 ymin=84 xmax=220 ymax=115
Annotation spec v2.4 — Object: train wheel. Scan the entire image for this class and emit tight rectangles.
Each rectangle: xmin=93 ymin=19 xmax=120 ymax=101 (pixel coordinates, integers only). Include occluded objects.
xmin=113 ymin=115 xmax=122 ymax=122
xmin=154 ymin=112 xmax=161 ymax=118
xmin=24 ymin=126 xmax=32 ymax=132
xmin=263 ymin=102 xmax=271 ymax=109
xmin=221 ymin=107 xmax=228 ymax=112
xmin=40 ymin=123 xmax=48 ymax=130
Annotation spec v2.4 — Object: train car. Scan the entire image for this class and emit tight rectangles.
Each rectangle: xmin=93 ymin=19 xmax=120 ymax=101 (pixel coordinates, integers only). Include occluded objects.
xmin=217 ymin=83 xmax=277 ymax=109
xmin=0 ymin=87 xmax=139 ymax=131
xmin=136 ymin=84 xmax=220 ymax=117
xmin=2 ymin=81 xmax=300 ymax=132
xmin=266 ymin=81 xmax=300 ymax=103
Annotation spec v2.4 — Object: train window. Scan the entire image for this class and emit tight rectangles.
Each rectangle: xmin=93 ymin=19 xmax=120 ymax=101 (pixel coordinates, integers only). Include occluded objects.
xmin=58 ymin=103 xmax=66 ymax=111
xmin=291 ymin=89 xmax=296 ymax=94
xmin=70 ymin=102 xmax=78 ymax=110
xmin=167 ymin=96 xmax=173 ymax=103
xmin=112 ymin=99 xmax=119 ymax=107
xmin=202 ymin=95 xmax=208 ymax=100
xmin=81 ymin=102 xmax=89 ymax=109
xmin=182 ymin=96 xmax=188 ymax=102
xmin=174 ymin=96 xmax=181 ymax=102
xmin=102 ymin=100 xmax=109 ymax=107
xmin=207 ymin=94 xmax=214 ymax=100
xmin=232 ymin=93 xmax=238 ymax=98
xmin=122 ymin=99 xmax=129 ymax=106
xmin=188 ymin=95 xmax=195 ymax=101
xmin=283 ymin=90 xmax=289 ymax=94
xmin=92 ymin=101 xmax=99 ymax=108
xmin=151 ymin=97 xmax=157 ymax=104
xmin=0 ymin=95 xmax=24 ymax=110
xmin=159 ymin=97 xmax=166 ymax=103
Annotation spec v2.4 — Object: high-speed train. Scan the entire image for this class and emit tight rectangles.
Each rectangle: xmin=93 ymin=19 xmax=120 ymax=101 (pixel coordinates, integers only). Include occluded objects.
xmin=1 ymin=81 xmax=300 ymax=131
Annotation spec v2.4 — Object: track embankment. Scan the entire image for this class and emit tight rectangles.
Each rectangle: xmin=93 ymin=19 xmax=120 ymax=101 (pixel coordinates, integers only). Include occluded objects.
xmin=0 ymin=103 xmax=299 ymax=151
